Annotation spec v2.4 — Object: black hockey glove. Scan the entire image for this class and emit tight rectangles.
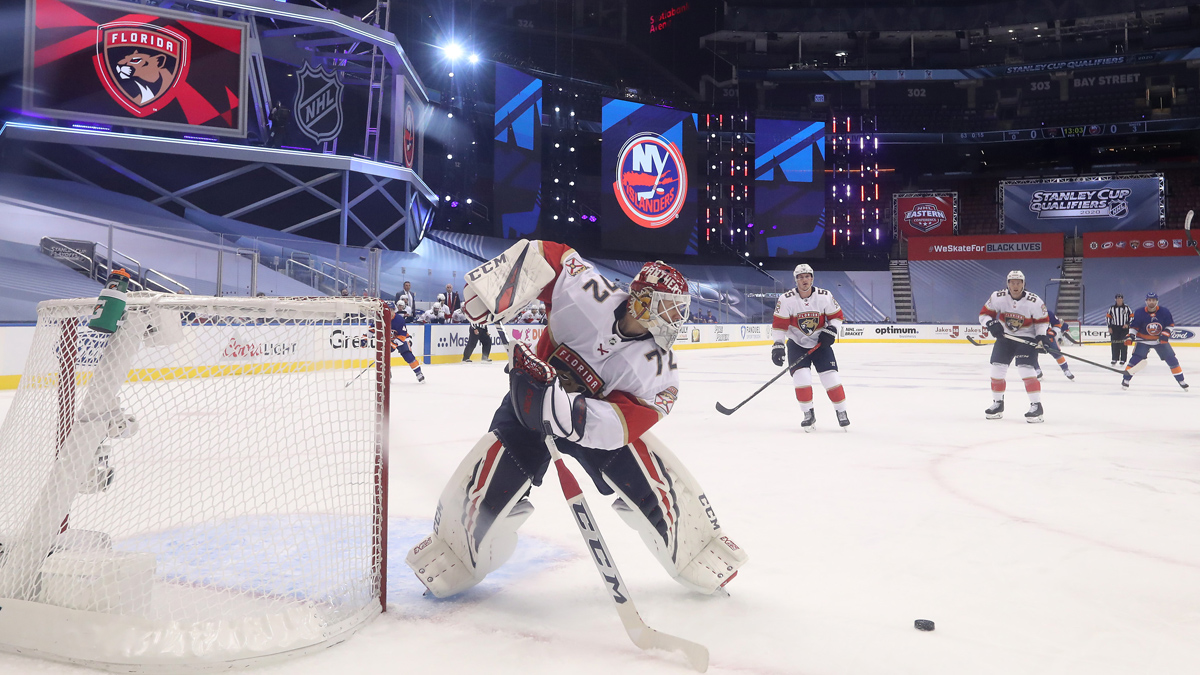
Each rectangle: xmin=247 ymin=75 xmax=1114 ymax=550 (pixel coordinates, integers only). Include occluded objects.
xmin=986 ymin=319 xmax=1005 ymax=339
xmin=771 ymin=341 xmax=785 ymax=367
xmin=817 ymin=326 xmax=837 ymax=349
xmin=509 ymin=342 xmax=587 ymax=442
xmin=1037 ymin=334 xmax=1055 ymax=350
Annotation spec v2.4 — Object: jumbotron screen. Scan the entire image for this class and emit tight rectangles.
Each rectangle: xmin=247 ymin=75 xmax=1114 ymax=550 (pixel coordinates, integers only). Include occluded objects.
xmin=753 ymin=119 xmax=827 ymax=257
xmin=493 ymin=64 xmax=543 ymax=239
xmin=601 ymin=98 xmax=699 ymax=255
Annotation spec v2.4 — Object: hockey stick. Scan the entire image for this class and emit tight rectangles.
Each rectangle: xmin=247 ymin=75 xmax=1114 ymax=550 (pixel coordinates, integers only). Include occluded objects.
xmin=965 ymin=335 xmax=991 ymax=347
xmin=1001 ymin=332 xmax=1124 ymax=373
xmin=345 ymin=361 xmax=375 ymax=387
xmin=715 ymin=341 xmax=824 ymax=415
xmin=1186 ymin=209 xmax=1200 ymax=257
xmin=544 ymin=436 xmax=710 ymax=672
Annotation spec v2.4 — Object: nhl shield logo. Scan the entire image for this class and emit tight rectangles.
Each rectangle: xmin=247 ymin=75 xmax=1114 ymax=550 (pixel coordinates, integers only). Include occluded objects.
xmin=613 ymin=132 xmax=688 ymax=229
xmin=94 ymin=22 xmax=190 ymax=117
xmin=403 ymin=103 xmax=417 ymax=168
xmin=294 ymin=63 xmax=344 ymax=144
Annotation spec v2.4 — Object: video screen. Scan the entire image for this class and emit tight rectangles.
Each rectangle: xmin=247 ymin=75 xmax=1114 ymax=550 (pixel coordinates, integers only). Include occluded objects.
xmin=601 ymin=98 xmax=698 ymax=254
xmin=24 ymin=0 xmax=247 ymax=136
xmin=752 ymin=119 xmax=826 ymax=257
xmin=493 ymin=64 xmax=543 ymax=239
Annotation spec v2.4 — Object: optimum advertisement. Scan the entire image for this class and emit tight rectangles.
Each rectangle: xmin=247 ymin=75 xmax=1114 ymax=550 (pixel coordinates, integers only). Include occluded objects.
xmin=1001 ymin=176 xmax=1164 ymax=233
xmin=753 ymin=119 xmax=827 ymax=257
xmin=24 ymin=0 xmax=248 ymax=136
xmin=601 ymin=98 xmax=699 ymax=255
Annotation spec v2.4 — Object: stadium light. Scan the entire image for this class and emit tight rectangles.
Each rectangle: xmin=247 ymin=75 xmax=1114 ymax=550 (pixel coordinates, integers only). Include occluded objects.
xmin=443 ymin=42 xmax=464 ymax=61
xmin=466 ymin=198 xmax=473 ymax=204
xmin=468 ymin=53 xmax=480 ymax=65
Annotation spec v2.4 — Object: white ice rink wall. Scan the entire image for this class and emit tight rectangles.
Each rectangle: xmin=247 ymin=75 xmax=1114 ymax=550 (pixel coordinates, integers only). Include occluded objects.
xmin=5 ymin=321 xmax=1199 ymax=390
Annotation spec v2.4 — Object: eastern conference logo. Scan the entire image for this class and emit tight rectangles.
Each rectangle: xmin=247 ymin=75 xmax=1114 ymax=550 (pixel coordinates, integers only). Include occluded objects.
xmin=1028 ymin=188 xmax=1131 ymax=219
xmin=613 ymin=132 xmax=688 ymax=228
xmin=903 ymin=202 xmax=947 ymax=233
xmin=94 ymin=22 xmax=190 ymax=117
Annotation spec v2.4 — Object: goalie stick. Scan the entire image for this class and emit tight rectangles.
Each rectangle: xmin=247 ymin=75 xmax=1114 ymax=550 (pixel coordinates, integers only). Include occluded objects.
xmin=544 ymin=436 xmax=710 ymax=672
xmin=968 ymin=333 xmax=1124 ymax=373
xmin=715 ymin=336 xmax=828 ymax=415
xmin=1186 ymin=210 xmax=1200 ymax=258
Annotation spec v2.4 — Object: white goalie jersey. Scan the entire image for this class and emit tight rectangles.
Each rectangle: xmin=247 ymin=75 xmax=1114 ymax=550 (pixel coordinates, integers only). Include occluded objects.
xmin=532 ymin=242 xmax=681 ymax=450
xmin=979 ymin=290 xmax=1049 ymax=338
xmin=771 ymin=286 xmax=845 ymax=348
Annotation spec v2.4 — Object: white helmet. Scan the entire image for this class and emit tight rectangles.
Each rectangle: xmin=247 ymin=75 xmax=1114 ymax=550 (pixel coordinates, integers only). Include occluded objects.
xmin=794 ymin=263 xmax=814 ymax=277
xmin=437 ymin=293 xmax=446 ymax=302
xmin=1007 ymin=270 xmax=1025 ymax=282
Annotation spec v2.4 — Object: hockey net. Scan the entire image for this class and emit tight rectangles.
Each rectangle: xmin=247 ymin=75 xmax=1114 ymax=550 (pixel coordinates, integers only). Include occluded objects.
xmin=0 ymin=293 xmax=389 ymax=672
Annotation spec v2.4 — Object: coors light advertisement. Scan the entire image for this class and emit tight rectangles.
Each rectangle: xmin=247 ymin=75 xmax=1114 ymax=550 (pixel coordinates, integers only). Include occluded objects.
xmin=894 ymin=193 xmax=958 ymax=238
xmin=24 ymin=0 xmax=248 ymax=136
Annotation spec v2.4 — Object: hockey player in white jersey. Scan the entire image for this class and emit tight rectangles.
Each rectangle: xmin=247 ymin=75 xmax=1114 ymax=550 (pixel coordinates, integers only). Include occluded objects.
xmin=406 ymin=240 xmax=747 ymax=599
xmin=421 ymin=294 xmax=450 ymax=324
xmin=771 ymin=264 xmax=849 ymax=430
xmin=979 ymin=270 xmax=1053 ymax=422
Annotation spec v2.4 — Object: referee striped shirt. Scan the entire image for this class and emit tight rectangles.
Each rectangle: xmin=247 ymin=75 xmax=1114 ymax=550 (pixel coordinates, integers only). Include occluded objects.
xmin=1107 ymin=304 xmax=1132 ymax=328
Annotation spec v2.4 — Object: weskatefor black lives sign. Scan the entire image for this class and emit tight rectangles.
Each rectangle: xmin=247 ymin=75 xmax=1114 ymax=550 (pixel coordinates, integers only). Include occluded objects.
xmin=24 ymin=0 xmax=247 ymax=136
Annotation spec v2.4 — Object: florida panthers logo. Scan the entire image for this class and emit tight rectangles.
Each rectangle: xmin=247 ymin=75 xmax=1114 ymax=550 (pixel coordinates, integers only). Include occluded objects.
xmin=613 ymin=132 xmax=688 ymax=229
xmin=94 ymin=23 xmax=189 ymax=116
xmin=403 ymin=103 xmax=417 ymax=168
xmin=1003 ymin=314 xmax=1026 ymax=332
xmin=796 ymin=313 xmax=822 ymax=335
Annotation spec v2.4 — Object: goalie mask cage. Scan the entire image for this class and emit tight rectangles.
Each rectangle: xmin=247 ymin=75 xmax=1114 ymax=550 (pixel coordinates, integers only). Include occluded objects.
xmin=0 ymin=294 xmax=390 ymax=672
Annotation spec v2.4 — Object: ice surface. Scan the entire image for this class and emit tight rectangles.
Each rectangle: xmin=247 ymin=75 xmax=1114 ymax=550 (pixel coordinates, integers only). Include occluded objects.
xmin=0 ymin=342 xmax=1197 ymax=674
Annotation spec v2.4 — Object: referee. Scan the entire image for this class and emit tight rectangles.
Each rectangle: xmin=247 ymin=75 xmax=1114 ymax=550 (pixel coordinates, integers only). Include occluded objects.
xmin=1107 ymin=293 xmax=1132 ymax=366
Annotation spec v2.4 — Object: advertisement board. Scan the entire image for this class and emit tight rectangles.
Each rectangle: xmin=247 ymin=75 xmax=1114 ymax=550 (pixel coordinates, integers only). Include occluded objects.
xmin=752 ymin=119 xmax=826 ymax=257
xmin=1083 ymin=230 xmax=1198 ymax=257
xmin=894 ymin=193 xmax=958 ymax=238
xmin=908 ymin=233 xmax=1064 ymax=260
xmin=24 ymin=0 xmax=248 ymax=137
xmin=493 ymin=65 xmax=543 ymax=239
xmin=601 ymin=98 xmax=699 ymax=255
xmin=1001 ymin=175 xmax=1164 ymax=233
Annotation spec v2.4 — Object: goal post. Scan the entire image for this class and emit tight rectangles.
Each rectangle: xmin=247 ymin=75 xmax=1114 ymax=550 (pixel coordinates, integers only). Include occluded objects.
xmin=0 ymin=293 xmax=390 ymax=672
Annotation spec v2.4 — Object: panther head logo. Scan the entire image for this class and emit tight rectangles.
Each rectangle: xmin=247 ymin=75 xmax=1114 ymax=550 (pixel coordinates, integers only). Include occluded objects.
xmin=95 ymin=23 xmax=190 ymax=117
xmin=114 ymin=51 xmax=175 ymax=105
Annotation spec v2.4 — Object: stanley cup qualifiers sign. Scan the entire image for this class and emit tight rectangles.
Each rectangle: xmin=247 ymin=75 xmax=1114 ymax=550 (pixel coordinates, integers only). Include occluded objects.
xmin=1001 ymin=175 xmax=1164 ymax=233
xmin=893 ymin=193 xmax=958 ymax=238
xmin=24 ymin=0 xmax=248 ymax=136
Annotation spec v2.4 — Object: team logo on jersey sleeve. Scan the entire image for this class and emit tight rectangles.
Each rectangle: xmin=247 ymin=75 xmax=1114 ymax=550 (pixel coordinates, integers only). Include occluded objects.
xmin=95 ymin=23 xmax=190 ymax=116
xmin=613 ymin=133 xmax=688 ymax=228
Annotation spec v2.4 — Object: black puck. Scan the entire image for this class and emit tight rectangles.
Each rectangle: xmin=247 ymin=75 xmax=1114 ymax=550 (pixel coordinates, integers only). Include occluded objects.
xmin=914 ymin=619 xmax=935 ymax=631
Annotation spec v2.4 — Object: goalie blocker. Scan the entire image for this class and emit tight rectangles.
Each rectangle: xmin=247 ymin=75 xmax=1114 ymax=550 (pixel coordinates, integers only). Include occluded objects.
xmin=408 ymin=240 xmax=747 ymax=598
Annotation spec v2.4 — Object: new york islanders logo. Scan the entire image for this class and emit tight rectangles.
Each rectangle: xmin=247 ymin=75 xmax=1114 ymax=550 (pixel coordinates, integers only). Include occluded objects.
xmin=403 ymin=103 xmax=417 ymax=168
xmin=613 ymin=133 xmax=688 ymax=228
xmin=94 ymin=22 xmax=190 ymax=116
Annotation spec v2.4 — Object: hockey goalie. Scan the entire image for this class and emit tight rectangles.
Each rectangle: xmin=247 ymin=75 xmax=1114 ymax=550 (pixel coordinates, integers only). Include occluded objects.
xmin=406 ymin=240 xmax=748 ymax=598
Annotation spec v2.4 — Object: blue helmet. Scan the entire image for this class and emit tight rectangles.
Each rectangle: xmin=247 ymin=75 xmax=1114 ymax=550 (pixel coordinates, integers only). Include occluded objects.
xmin=1146 ymin=292 xmax=1159 ymax=301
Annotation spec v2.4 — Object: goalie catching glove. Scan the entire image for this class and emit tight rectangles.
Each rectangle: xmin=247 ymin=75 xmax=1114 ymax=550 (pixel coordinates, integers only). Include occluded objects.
xmin=463 ymin=239 xmax=557 ymax=325
xmin=509 ymin=342 xmax=587 ymax=442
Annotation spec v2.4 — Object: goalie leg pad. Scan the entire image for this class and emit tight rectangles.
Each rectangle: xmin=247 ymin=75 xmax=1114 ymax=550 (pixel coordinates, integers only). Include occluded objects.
xmin=406 ymin=431 xmax=538 ymax=598
xmin=599 ymin=433 xmax=748 ymax=595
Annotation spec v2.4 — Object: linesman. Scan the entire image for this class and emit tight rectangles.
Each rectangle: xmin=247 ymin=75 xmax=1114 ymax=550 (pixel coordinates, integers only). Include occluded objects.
xmin=1107 ymin=293 xmax=1132 ymax=366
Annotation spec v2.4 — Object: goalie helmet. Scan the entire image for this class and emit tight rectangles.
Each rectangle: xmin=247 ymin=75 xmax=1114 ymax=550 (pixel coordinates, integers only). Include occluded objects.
xmin=629 ymin=261 xmax=690 ymax=350
xmin=793 ymin=263 xmax=814 ymax=277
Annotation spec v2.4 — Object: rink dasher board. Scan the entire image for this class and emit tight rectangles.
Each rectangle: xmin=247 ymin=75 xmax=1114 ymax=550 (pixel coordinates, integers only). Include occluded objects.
xmin=3 ymin=322 xmax=1198 ymax=389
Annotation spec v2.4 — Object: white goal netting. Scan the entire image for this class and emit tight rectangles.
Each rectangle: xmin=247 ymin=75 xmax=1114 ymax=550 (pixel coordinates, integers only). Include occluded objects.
xmin=0 ymin=293 xmax=389 ymax=672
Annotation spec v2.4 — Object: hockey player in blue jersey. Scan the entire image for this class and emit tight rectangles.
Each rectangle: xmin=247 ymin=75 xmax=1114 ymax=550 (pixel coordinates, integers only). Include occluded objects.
xmin=390 ymin=304 xmax=425 ymax=383
xmin=1122 ymin=293 xmax=1187 ymax=391
xmin=1035 ymin=308 xmax=1075 ymax=381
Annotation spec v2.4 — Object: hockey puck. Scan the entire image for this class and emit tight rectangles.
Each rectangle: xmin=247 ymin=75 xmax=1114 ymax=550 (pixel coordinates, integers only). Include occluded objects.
xmin=914 ymin=619 xmax=935 ymax=631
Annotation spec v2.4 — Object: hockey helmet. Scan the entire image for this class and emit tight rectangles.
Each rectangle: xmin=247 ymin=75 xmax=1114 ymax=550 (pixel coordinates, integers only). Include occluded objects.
xmin=1145 ymin=292 xmax=1158 ymax=300
xmin=794 ymin=263 xmax=814 ymax=277
xmin=1007 ymin=270 xmax=1025 ymax=283
xmin=437 ymin=293 xmax=446 ymax=302
xmin=630 ymin=261 xmax=690 ymax=350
